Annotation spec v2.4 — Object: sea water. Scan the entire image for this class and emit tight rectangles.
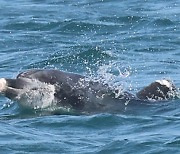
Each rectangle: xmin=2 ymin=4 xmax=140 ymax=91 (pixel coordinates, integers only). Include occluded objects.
xmin=0 ymin=0 xmax=179 ymax=153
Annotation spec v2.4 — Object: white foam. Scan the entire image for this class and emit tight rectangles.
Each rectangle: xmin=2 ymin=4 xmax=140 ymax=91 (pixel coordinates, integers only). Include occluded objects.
xmin=155 ymin=79 xmax=172 ymax=88
xmin=0 ymin=78 xmax=7 ymax=92
xmin=16 ymin=79 xmax=56 ymax=109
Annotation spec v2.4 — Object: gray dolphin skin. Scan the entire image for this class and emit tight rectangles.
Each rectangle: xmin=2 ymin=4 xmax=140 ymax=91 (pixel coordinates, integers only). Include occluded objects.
xmin=0 ymin=69 xmax=177 ymax=112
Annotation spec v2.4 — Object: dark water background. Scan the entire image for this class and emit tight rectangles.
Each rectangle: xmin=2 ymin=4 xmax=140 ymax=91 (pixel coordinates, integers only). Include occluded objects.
xmin=0 ymin=0 xmax=180 ymax=153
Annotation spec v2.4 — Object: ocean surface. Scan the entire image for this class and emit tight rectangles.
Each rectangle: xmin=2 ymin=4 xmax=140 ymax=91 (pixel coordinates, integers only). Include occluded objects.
xmin=0 ymin=0 xmax=180 ymax=153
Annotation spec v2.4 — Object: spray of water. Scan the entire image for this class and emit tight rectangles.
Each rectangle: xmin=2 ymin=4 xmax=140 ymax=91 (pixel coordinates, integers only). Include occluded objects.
xmin=94 ymin=61 xmax=131 ymax=98
xmin=15 ymin=80 xmax=56 ymax=110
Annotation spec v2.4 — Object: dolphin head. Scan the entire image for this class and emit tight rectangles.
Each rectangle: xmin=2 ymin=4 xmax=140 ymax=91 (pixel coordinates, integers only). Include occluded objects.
xmin=136 ymin=79 xmax=177 ymax=100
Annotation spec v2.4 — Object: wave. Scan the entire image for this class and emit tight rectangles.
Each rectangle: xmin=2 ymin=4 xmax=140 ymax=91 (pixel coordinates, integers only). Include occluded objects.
xmin=99 ymin=16 xmax=144 ymax=24
xmin=135 ymin=47 xmax=175 ymax=53
xmin=152 ymin=18 xmax=175 ymax=27
xmin=27 ymin=46 xmax=115 ymax=70
xmin=4 ymin=19 xmax=119 ymax=34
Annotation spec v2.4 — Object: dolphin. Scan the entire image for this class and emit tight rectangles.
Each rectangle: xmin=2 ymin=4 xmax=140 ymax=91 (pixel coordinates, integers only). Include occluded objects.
xmin=0 ymin=69 xmax=177 ymax=112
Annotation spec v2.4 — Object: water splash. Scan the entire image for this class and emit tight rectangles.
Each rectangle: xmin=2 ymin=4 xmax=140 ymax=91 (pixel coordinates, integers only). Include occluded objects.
xmin=1 ymin=101 xmax=14 ymax=109
xmin=83 ymin=61 xmax=132 ymax=100
xmin=97 ymin=61 xmax=131 ymax=89
xmin=16 ymin=79 xmax=56 ymax=110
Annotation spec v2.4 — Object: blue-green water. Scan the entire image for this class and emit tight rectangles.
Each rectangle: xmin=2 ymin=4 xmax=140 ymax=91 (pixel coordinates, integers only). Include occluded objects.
xmin=0 ymin=0 xmax=180 ymax=153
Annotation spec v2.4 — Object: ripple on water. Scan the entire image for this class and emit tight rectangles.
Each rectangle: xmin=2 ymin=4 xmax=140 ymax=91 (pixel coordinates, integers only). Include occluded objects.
xmin=0 ymin=0 xmax=180 ymax=153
